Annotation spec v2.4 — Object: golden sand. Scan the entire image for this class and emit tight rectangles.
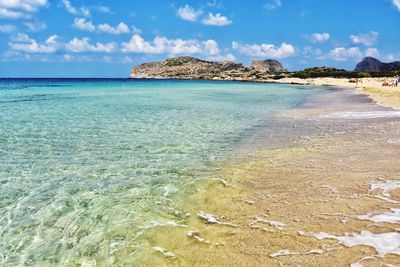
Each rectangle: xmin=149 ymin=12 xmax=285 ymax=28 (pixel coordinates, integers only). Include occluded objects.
xmin=137 ymin=89 xmax=400 ymax=266
xmin=144 ymin=139 xmax=400 ymax=266
xmin=269 ymin=77 xmax=400 ymax=109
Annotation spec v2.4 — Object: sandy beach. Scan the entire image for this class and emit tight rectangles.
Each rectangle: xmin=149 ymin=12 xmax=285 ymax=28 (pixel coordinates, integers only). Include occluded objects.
xmin=138 ymin=88 xmax=400 ymax=267
xmin=270 ymin=77 xmax=400 ymax=109
xmin=2 ymin=0 xmax=400 ymax=266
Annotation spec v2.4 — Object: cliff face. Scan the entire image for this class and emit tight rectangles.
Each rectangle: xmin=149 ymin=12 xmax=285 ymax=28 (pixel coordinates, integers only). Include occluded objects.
xmin=354 ymin=57 xmax=400 ymax=72
xmin=251 ymin=59 xmax=286 ymax=73
xmin=130 ymin=56 xmax=248 ymax=80
xmin=130 ymin=56 xmax=287 ymax=80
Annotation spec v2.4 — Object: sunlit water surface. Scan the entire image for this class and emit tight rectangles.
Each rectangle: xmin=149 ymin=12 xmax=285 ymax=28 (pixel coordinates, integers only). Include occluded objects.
xmin=0 ymin=79 xmax=321 ymax=265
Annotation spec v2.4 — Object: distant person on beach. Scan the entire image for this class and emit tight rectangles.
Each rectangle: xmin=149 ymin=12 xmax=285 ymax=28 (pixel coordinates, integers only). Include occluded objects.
xmin=396 ymin=75 xmax=400 ymax=87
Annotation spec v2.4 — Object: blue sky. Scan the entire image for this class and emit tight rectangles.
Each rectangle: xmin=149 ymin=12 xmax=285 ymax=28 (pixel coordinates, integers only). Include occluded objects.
xmin=0 ymin=0 xmax=399 ymax=77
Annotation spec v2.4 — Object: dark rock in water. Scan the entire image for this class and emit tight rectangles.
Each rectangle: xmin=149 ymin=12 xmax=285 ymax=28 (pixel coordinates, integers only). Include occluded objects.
xmin=251 ymin=59 xmax=287 ymax=73
xmin=354 ymin=57 xmax=400 ymax=72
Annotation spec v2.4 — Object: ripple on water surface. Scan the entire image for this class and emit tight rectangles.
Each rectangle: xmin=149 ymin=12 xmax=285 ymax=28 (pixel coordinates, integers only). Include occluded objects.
xmin=0 ymin=79 xmax=319 ymax=265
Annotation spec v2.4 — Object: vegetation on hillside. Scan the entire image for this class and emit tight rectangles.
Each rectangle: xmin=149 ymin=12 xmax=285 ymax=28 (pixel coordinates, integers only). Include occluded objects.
xmin=291 ymin=67 xmax=400 ymax=79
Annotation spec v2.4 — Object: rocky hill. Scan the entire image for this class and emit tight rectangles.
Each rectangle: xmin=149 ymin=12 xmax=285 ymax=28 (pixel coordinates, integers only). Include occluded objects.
xmin=130 ymin=56 xmax=287 ymax=80
xmin=354 ymin=57 xmax=400 ymax=72
xmin=251 ymin=59 xmax=286 ymax=73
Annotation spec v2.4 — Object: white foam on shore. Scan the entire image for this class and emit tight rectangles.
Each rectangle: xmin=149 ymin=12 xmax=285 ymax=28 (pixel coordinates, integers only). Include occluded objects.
xmin=322 ymin=111 xmax=400 ymax=119
xmin=152 ymin=246 xmax=177 ymax=258
xmin=297 ymin=179 xmax=400 ymax=263
xmin=370 ymin=180 xmax=400 ymax=198
xmin=270 ymin=249 xmax=295 ymax=257
xmin=197 ymin=211 xmax=238 ymax=227
xmin=249 ymin=217 xmax=286 ymax=230
xmin=350 ymin=256 xmax=380 ymax=267
xmin=291 ymin=179 xmax=400 ymax=264
xmin=367 ymin=179 xmax=400 ymax=205
xmin=269 ymin=248 xmax=324 ymax=258
xmin=187 ymin=230 xmax=211 ymax=244
xmin=357 ymin=208 xmax=400 ymax=224
xmin=299 ymin=230 xmax=400 ymax=257
xmin=355 ymin=180 xmax=400 ymax=224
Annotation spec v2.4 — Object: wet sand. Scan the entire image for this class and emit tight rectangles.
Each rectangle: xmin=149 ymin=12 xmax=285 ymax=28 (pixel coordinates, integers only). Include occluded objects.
xmin=138 ymin=88 xmax=400 ymax=266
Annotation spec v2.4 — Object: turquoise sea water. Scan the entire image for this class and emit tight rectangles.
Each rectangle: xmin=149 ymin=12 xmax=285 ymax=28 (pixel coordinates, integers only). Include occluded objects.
xmin=0 ymin=79 xmax=319 ymax=265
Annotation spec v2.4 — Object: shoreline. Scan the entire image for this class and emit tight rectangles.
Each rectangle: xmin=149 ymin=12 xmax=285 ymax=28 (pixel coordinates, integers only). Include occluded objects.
xmin=265 ymin=77 xmax=400 ymax=110
xmin=129 ymin=76 xmax=400 ymax=109
xmin=134 ymin=86 xmax=400 ymax=266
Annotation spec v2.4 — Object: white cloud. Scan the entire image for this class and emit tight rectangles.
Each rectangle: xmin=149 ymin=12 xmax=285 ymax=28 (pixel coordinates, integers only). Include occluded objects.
xmin=232 ymin=41 xmax=296 ymax=58
xmin=387 ymin=54 xmax=399 ymax=61
xmin=66 ymin=37 xmax=116 ymax=53
xmin=207 ymin=0 xmax=223 ymax=8
xmin=392 ymin=0 xmax=400 ymax=11
xmin=81 ymin=7 xmax=90 ymax=16
xmin=350 ymin=31 xmax=378 ymax=46
xmin=9 ymin=33 xmax=58 ymax=53
xmin=11 ymin=32 xmax=30 ymax=42
xmin=103 ymin=55 xmax=112 ymax=63
xmin=302 ymin=46 xmax=324 ymax=60
xmin=177 ymin=5 xmax=202 ymax=22
xmin=98 ymin=22 xmax=130 ymax=34
xmin=264 ymin=0 xmax=282 ymax=10
xmin=121 ymin=55 xmax=133 ymax=63
xmin=24 ymin=20 xmax=46 ymax=31
xmin=202 ymin=39 xmax=220 ymax=55
xmin=307 ymin=33 xmax=330 ymax=43
xmin=364 ymin=48 xmax=380 ymax=58
xmin=122 ymin=34 xmax=198 ymax=54
xmin=328 ymin=46 xmax=381 ymax=61
xmin=0 ymin=24 xmax=16 ymax=33
xmin=73 ymin=19 xmax=134 ymax=35
xmin=95 ymin=5 xmax=111 ymax=13
xmin=63 ymin=54 xmax=73 ymax=61
xmin=329 ymin=47 xmax=362 ymax=61
xmin=201 ymin=12 xmax=232 ymax=26
xmin=62 ymin=0 xmax=76 ymax=13
xmin=0 ymin=8 xmax=26 ymax=18
xmin=131 ymin=25 xmax=142 ymax=34
xmin=121 ymin=34 xmax=222 ymax=56
xmin=0 ymin=0 xmax=47 ymax=12
xmin=72 ymin=18 xmax=95 ymax=32
xmin=62 ymin=0 xmax=90 ymax=17
xmin=0 ymin=0 xmax=47 ymax=19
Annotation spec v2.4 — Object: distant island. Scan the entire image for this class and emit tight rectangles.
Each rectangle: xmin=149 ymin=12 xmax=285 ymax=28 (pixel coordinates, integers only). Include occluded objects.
xmin=130 ymin=56 xmax=400 ymax=81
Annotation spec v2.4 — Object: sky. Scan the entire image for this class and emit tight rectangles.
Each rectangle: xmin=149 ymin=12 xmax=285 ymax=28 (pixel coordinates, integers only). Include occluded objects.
xmin=0 ymin=0 xmax=399 ymax=77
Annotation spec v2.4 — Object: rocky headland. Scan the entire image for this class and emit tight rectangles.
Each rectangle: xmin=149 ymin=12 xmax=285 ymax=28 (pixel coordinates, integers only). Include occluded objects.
xmin=250 ymin=59 xmax=287 ymax=73
xmin=130 ymin=56 xmax=400 ymax=81
xmin=130 ymin=56 xmax=400 ymax=109
xmin=130 ymin=56 xmax=287 ymax=81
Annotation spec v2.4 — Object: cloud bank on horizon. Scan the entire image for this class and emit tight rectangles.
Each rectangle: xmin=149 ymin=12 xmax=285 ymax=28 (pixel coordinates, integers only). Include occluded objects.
xmin=0 ymin=0 xmax=399 ymax=77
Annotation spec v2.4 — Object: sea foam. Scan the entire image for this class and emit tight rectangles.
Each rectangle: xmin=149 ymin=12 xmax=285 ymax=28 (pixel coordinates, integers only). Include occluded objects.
xmin=299 ymin=179 xmax=400 ymax=259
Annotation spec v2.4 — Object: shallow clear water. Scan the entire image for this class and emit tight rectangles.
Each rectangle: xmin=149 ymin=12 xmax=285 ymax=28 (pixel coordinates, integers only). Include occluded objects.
xmin=0 ymin=79 xmax=320 ymax=265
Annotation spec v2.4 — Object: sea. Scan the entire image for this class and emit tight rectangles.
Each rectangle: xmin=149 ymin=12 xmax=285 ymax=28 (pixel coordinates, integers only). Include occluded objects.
xmin=0 ymin=78 xmax=322 ymax=265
